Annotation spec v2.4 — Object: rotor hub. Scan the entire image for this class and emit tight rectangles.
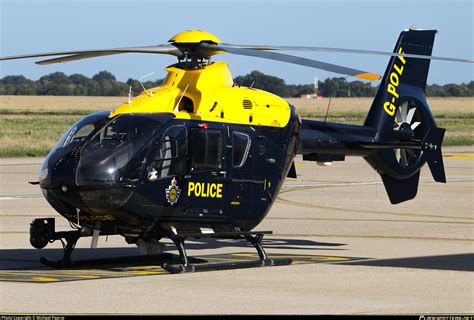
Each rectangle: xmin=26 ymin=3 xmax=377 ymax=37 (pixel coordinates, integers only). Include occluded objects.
xmin=168 ymin=30 xmax=223 ymax=65
xmin=397 ymin=122 xmax=415 ymax=141
xmin=169 ymin=30 xmax=221 ymax=45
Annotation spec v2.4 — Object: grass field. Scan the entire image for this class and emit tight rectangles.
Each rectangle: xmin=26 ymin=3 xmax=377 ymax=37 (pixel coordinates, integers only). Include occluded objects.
xmin=286 ymin=97 xmax=473 ymax=113
xmin=0 ymin=96 xmax=472 ymax=157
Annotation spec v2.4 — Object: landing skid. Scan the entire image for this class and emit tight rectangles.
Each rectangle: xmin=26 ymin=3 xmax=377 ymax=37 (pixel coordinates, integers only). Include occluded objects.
xmin=161 ymin=230 xmax=292 ymax=274
xmin=40 ymin=252 xmax=195 ymax=269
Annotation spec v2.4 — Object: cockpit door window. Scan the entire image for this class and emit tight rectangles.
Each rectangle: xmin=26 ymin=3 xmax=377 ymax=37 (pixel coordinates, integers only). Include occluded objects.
xmin=189 ymin=128 xmax=223 ymax=171
xmin=148 ymin=125 xmax=187 ymax=180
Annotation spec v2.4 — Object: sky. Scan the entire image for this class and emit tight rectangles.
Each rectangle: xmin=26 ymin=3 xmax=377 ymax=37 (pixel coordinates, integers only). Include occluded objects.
xmin=0 ymin=0 xmax=473 ymax=85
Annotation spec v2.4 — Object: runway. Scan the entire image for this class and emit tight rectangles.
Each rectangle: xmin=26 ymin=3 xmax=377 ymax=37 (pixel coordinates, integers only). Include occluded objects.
xmin=0 ymin=146 xmax=472 ymax=314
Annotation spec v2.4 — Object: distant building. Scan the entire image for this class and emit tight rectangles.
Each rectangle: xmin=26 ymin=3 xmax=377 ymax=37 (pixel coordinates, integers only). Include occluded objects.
xmin=300 ymin=76 xmax=322 ymax=99
xmin=300 ymin=94 xmax=324 ymax=100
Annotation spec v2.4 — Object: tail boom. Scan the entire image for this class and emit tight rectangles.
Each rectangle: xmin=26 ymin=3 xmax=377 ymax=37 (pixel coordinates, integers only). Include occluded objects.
xmin=297 ymin=28 xmax=448 ymax=204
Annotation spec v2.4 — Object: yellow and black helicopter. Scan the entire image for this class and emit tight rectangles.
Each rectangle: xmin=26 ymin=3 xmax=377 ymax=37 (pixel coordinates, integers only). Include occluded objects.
xmin=1 ymin=29 xmax=472 ymax=273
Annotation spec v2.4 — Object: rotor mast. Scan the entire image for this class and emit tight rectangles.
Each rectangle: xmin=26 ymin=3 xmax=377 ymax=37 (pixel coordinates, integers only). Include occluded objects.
xmin=169 ymin=30 xmax=223 ymax=69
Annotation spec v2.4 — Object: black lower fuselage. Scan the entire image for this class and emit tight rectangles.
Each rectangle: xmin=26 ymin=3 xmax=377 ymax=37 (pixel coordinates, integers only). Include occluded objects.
xmin=40 ymin=106 xmax=300 ymax=238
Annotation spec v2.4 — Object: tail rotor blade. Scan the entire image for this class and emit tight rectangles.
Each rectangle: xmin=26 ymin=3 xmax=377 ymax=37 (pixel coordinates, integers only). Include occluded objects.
xmin=411 ymin=122 xmax=421 ymax=130
xmin=400 ymin=149 xmax=409 ymax=166
xmin=400 ymin=103 xmax=408 ymax=122
xmin=406 ymin=108 xmax=416 ymax=124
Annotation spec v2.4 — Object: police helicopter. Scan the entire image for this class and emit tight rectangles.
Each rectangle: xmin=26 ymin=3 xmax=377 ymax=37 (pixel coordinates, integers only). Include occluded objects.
xmin=1 ymin=29 xmax=472 ymax=273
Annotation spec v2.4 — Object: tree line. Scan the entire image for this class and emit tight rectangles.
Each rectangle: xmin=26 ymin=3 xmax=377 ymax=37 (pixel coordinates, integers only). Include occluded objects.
xmin=1 ymin=70 xmax=473 ymax=97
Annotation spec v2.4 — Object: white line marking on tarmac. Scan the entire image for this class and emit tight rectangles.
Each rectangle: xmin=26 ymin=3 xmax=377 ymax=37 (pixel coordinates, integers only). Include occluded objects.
xmin=282 ymin=177 xmax=473 ymax=189
xmin=0 ymin=194 xmax=43 ymax=201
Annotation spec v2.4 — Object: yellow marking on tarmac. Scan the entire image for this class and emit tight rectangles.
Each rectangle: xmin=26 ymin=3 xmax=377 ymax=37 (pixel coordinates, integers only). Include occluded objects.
xmin=127 ymin=271 xmax=165 ymax=275
xmin=0 ymin=271 xmax=101 ymax=279
xmin=0 ymin=270 xmax=162 ymax=280
xmin=31 ymin=277 xmax=60 ymax=282
xmin=42 ymin=267 xmax=169 ymax=276
xmin=0 ymin=278 xmax=34 ymax=282
xmin=445 ymin=155 xmax=474 ymax=159
xmin=232 ymin=253 xmax=350 ymax=261
xmin=123 ymin=265 xmax=165 ymax=271
xmin=0 ymin=277 xmax=60 ymax=283
xmin=203 ymin=256 xmax=254 ymax=262
xmin=63 ymin=270 xmax=164 ymax=276
xmin=0 ymin=253 xmax=365 ymax=283
xmin=56 ymin=269 xmax=149 ymax=275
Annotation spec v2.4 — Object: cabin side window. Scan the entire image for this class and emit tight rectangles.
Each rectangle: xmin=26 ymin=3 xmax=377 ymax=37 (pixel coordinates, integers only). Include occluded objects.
xmin=232 ymin=131 xmax=251 ymax=168
xmin=190 ymin=128 xmax=222 ymax=171
xmin=148 ymin=125 xmax=187 ymax=180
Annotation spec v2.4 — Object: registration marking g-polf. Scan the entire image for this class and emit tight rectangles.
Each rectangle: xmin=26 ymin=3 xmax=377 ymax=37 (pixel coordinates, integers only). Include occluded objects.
xmin=383 ymin=47 xmax=407 ymax=116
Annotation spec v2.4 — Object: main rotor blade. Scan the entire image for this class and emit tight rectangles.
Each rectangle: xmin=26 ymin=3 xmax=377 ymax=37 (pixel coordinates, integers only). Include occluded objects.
xmin=220 ymin=43 xmax=474 ymax=64
xmin=0 ymin=44 xmax=182 ymax=65
xmin=36 ymin=52 xmax=122 ymax=65
xmin=201 ymin=43 xmax=381 ymax=80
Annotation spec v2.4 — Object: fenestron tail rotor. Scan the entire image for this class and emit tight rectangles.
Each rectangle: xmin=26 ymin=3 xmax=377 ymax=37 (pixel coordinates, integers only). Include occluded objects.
xmin=394 ymin=101 xmax=423 ymax=167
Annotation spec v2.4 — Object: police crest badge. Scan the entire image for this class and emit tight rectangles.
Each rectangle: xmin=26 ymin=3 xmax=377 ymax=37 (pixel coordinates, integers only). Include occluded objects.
xmin=165 ymin=177 xmax=181 ymax=206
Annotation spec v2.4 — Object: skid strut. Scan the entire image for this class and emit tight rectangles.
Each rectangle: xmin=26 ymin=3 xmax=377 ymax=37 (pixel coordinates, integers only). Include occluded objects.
xmin=39 ymin=230 xmax=81 ymax=268
xmin=161 ymin=231 xmax=292 ymax=274
xmin=30 ymin=218 xmax=82 ymax=268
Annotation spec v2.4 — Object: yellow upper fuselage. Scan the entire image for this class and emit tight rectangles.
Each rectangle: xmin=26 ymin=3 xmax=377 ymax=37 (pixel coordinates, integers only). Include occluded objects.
xmin=110 ymin=61 xmax=292 ymax=128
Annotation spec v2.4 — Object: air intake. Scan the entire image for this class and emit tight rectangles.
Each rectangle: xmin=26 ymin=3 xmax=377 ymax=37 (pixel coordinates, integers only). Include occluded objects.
xmin=243 ymin=99 xmax=253 ymax=109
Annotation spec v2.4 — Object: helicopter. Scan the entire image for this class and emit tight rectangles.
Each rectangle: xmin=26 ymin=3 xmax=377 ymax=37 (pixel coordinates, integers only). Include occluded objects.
xmin=1 ymin=28 xmax=472 ymax=273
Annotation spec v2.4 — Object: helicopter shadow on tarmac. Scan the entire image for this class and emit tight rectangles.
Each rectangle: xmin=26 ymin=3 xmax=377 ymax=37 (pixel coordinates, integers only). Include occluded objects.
xmin=182 ymin=237 xmax=347 ymax=251
xmin=337 ymin=253 xmax=474 ymax=272
xmin=0 ymin=240 xmax=470 ymax=273
xmin=0 ymin=237 xmax=348 ymax=271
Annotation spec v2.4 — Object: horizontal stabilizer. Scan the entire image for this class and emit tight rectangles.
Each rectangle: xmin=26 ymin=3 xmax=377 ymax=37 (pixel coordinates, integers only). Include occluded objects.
xmin=381 ymin=171 xmax=420 ymax=204
xmin=422 ymin=127 xmax=446 ymax=183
